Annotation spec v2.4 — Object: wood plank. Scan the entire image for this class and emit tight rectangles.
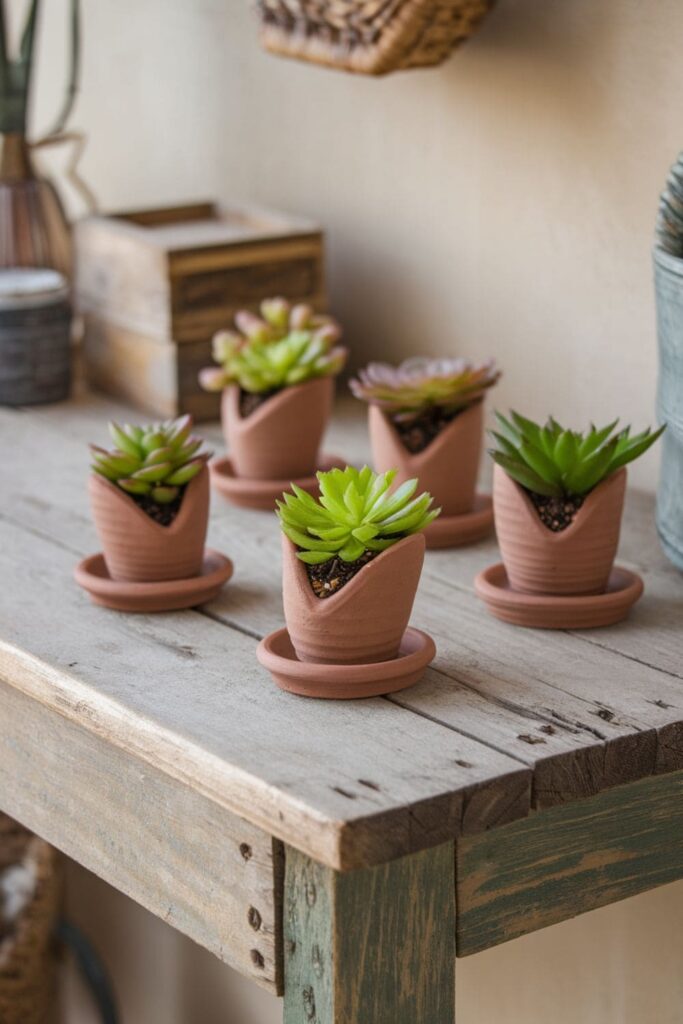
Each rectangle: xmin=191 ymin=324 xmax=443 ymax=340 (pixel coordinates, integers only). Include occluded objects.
xmin=456 ymin=769 xmax=683 ymax=956
xmin=4 ymin=399 xmax=683 ymax=812
xmin=284 ymin=841 xmax=455 ymax=1023
xmin=0 ymin=516 xmax=529 ymax=871
xmin=0 ymin=679 xmax=283 ymax=992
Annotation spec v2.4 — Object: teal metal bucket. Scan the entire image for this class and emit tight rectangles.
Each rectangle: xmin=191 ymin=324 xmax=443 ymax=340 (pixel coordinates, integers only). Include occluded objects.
xmin=654 ymin=246 xmax=683 ymax=570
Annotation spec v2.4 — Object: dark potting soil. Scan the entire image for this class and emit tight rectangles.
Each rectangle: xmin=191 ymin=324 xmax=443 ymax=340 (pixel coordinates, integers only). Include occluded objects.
xmin=306 ymin=550 xmax=377 ymax=599
xmin=131 ymin=489 xmax=184 ymax=527
xmin=392 ymin=404 xmax=465 ymax=454
xmin=528 ymin=491 xmax=584 ymax=532
xmin=239 ymin=389 xmax=278 ymax=418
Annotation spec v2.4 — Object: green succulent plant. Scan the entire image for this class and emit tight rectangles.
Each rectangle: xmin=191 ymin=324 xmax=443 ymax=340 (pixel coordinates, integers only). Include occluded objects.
xmin=199 ymin=297 xmax=347 ymax=394
xmin=90 ymin=415 xmax=210 ymax=504
xmin=277 ymin=465 xmax=439 ymax=564
xmin=490 ymin=412 xmax=665 ymax=498
xmin=349 ymin=357 xmax=500 ymax=422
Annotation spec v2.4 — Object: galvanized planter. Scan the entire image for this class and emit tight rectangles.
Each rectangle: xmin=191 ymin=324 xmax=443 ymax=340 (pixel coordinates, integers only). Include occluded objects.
xmin=0 ymin=268 xmax=71 ymax=406
xmin=654 ymin=246 xmax=683 ymax=571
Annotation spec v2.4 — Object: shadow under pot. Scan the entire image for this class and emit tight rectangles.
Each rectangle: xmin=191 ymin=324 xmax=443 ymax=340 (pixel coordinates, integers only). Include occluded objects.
xmin=492 ymin=464 xmax=627 ymax=596
xmin=282 ymin=532 xmax=425 ymax=665
xmin=89 ymin=466 xmax=210 ymax=583
xmin=368 ymin=400 xmax=483 ymax=516
xmin=222 ymin=376 xmax=334 ymax=481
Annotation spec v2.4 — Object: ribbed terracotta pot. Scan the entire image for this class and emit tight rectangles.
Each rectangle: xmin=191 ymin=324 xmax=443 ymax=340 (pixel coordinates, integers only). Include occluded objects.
xmin=493 ymin=464 xmax=627 ymax=596
xmin=89 ymin=466 xmax=210 ymax=583
xmin=282 ymin=532 xmax=425 ymax=665
xmin=368 ymin=401 xmax=483 ymax=515
xmin=222 ymin=377 xmax=333 ymax=481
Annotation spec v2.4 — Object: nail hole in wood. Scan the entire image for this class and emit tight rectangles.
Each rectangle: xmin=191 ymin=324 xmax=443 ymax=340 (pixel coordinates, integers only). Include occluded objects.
xmin=357 ymin=779 xmax=380 ymax=790
xmin=250 ymin=949 xmax=265 ymax=968
xmin=248 ymin=906 xmax=262 ymax=931
xmin=595 ymin=707 xmax=615 ymax=722
xmin=539 ymin=724 xmax=556 ymax=735
xmin=239 ymin=843 xmax=253 ymax=861
xmin=455 ymin=759 xmax=473 ymax=768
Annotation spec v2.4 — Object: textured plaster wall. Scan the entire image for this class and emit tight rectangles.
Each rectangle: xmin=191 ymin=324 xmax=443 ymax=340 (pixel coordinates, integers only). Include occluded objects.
xmin=32 ymin=0 xmax=683 ymax=1020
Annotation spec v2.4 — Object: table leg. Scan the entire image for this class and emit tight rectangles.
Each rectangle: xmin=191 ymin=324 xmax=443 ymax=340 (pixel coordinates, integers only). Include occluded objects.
xmin=283 ymin=841 xmax=456 ymax=1023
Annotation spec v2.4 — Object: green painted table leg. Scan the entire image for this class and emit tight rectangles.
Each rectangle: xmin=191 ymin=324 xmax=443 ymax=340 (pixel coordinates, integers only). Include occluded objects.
xmin=283 ymin=841 xmax=456 ymax=1024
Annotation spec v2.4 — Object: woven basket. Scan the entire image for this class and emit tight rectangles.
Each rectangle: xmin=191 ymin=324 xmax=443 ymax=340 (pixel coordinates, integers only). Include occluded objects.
xmin=0 ymin=815 xmax=62 ymax=1024
xmin=256 ymin=0 xmax=496 ymax=76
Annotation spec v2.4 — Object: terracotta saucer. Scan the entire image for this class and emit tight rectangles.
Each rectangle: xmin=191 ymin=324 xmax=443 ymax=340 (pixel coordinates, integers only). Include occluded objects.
xmin=257 ymin=626 xmax=436 ymax=699
xmin=474 ymin=563 xmax=644 ymax=629
xmin=423 ymin=494 xmax=494 ymax=550
xmin=210 ymin=454 xmax=346 ymax=511
xmin=74 ymin=549 xmax=233 ymax=613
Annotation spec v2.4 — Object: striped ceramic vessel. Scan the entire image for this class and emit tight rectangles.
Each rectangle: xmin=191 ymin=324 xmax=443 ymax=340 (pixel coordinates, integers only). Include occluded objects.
xmin=493 ymin=464 xmax=626 ymax=596
xmin=282 ymin=532 xmax=425 ymax=665
xmin=89 ymin=467 xmax=209 ymax=583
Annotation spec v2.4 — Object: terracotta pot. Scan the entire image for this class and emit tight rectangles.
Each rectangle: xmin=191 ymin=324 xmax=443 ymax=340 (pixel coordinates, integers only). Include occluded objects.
xmin=368 ymin=401 xmax=483 ymax=515
xmin=282 ymin=532 xmax=425 ymax=665
xmin=493 ymin=464 xmax=627 ymax=596
xmin=89 ymin=466 xmax=210 ymax=583
xmin=222 ymin=377 xmax=333 ymax=480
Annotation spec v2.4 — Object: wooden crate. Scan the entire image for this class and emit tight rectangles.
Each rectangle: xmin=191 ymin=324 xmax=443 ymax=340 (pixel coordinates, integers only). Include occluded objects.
xmin=76 ymin=201 xmax=326 ymax=419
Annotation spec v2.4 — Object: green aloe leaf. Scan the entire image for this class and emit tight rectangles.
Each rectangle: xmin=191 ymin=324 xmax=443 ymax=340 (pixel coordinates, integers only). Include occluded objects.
xmin=608 ymin=424 xmax=665 ymax=472
xmin=490 ymin=451 xmax=561 ymax=497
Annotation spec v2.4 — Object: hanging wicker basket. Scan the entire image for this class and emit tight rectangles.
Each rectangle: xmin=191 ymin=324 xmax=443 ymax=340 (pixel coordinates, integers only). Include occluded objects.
xmin=0 ymin=815 xmax=62 ymax=1024
xmin=256 ymin=0 xmax=496 ymax=76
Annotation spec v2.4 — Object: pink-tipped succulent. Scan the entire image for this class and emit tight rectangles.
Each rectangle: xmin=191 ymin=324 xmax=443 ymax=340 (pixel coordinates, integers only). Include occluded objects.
xmin=90 ymin=415 xmax=211 ymax=505
xmin=349 ymin=356 xmax=500 ymax=423
xmin=199 ymin=297 xmax=347 ymax=395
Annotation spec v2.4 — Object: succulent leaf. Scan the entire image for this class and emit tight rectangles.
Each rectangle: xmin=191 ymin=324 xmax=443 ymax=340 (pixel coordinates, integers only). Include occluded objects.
xmin=350 ymin=356 xmax=500 ymax=420
xmin=91 ymin=415 xmax=211 ymax=502
xmin=276 ymin=465 xmax=438 ymax=565
xmin=490 ymin=412 xmax=664 ymax=498
xmin=199 ymin=298 xmax=346 ymax=396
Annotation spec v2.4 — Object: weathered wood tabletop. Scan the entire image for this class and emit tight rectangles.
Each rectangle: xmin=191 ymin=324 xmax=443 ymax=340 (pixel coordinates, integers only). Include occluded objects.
xmin=1 ymin=393 xmax=682 ymax=1022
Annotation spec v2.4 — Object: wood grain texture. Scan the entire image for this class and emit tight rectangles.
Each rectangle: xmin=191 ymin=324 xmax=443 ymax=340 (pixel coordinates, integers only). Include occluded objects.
xmin=456 ymin=769 xmax=683 ymax=956
xmin=82 ymin=315 xmax=220 ymax=420
xmin=0 ymin=513 xmax=528 ymax=872
xmin=2 ymin=395 xmax=683 ymax=868
xmin=284 ymin=842 xmax=455 ymax=1023
xmin=76 ymin=203 xmax=325 ymax=344
xmin=0 ymin=680 xmax=283 ymax=992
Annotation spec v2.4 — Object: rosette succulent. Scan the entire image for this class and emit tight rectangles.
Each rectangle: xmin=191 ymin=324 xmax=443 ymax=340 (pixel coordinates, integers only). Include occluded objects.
xmin=490 ymin=412 xmax=665 ymax=499
xmin=277 ymin=465 xmax=439 ymax=564
xmin=349 ymin=356 xmax=500 ymax=422
xmin=90 ymin=415 xmax=210 ymax=505
xmin=199 ymin=297 xmax=347 ymax=394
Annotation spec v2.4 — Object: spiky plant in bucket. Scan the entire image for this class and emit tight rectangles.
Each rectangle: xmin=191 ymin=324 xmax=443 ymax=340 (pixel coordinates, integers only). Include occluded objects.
xmin=199 ymin=298 xmax=347 ymax=416
xmin=350 ymin=357 xmax=500 ymax=453
xmin=90 ymin=415 xmax=211 ymax=525
xmin=277 ymin=465 xmax=439 ymax=597
xmin=490 ymin=412 xmax=665 ymax=531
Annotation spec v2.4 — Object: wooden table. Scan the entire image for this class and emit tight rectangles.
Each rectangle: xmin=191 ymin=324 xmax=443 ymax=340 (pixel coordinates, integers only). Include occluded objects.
xmin=1 ymin=393 xmax=682 ymax=1023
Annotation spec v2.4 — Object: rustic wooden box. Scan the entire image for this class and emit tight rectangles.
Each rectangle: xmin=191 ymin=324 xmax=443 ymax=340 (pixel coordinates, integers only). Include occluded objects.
xmin=75 ymin=202 xmax=326 ymax=419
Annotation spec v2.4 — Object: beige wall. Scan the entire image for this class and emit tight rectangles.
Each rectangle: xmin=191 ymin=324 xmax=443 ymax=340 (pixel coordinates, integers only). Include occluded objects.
xmin=35 ymin=0 xmax=680 ymax=490
xmin=33 ymin=0 xmax=683 ymax=1020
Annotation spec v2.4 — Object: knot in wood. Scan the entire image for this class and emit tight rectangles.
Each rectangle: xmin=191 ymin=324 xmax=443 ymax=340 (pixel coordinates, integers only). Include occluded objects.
xmin=303 ymin=985 xmax=316 ymax=1019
